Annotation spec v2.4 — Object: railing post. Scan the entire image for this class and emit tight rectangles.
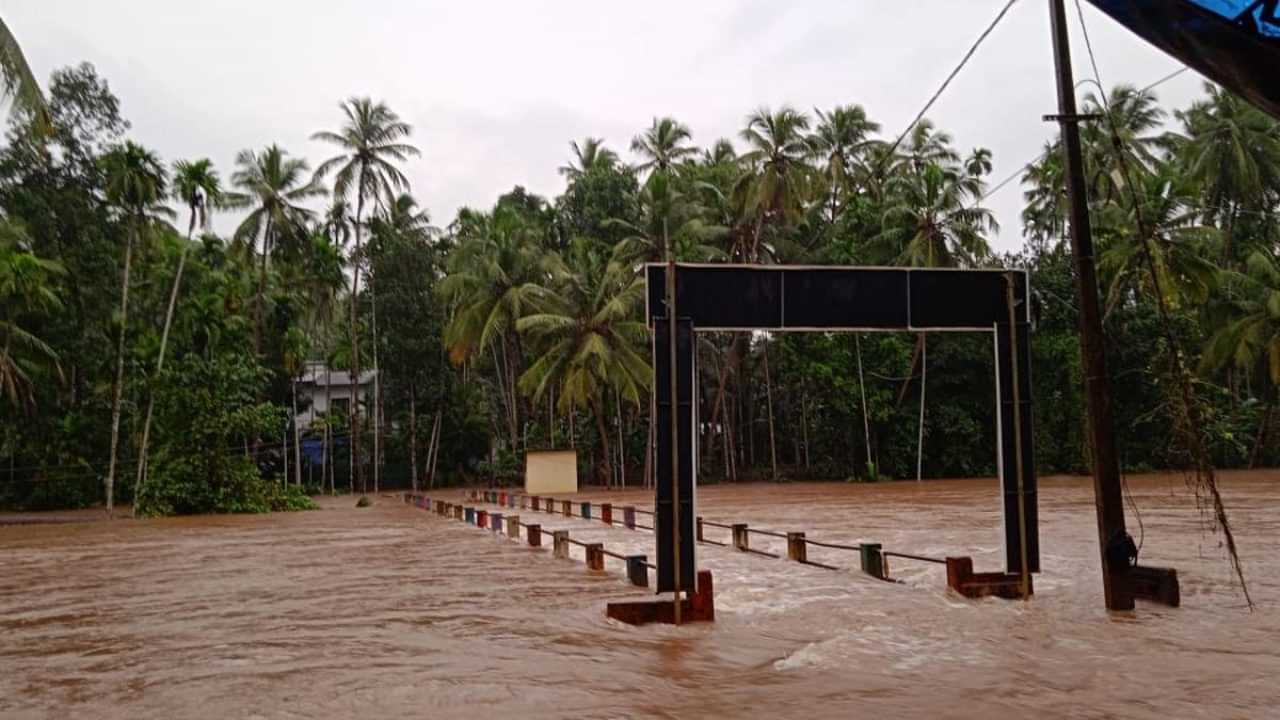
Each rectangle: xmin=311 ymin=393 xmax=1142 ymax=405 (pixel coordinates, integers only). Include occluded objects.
xmin=562 ymin=500 xmax=572 ymax=516
xmin=601 ymin=503 xmax=612 ymax=525
xmin=532 ymin=496 xmax=540 ymax=511
xmin=787 ymin=532 xmax=807 ymax=563
xmin=478 ymin=510 xmax=489 ymax=529
xmin=526 ymin=524 xmax=542 ymax=547
xmin=626 ymin=555 xmax=649 ymax=587
xmin=454 ymin=505 xmax=463 ymax=521
xmin=509 ymin=494 xmax=516 ymax=509
xmin=586 ymin=544 xmax=605 ymax=571
xmin=580 ymin=502 xmax=592 ymax=520
xmin=465 ymin=507 xmax=475 ymax=524
xmin=696 ymin=516 xmax=705 ymax=542
xmin=860 ymin=543 xmax=885 ymax=580
xmin=732 ymin=524 xmax=749 ymax=552
xmin=623 ymin=506 xmax=636 ymax=529
xmin=508 ymin=515 xmax=520 ymax=538
xmin=520 ymin=494 xmax=527 ymax=510
xmin=553 ymin=531 xmax=570 ymax=559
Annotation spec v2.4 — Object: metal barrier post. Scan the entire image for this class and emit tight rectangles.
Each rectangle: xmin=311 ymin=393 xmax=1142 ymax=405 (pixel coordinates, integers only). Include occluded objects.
xmin=860 ymin=543 xmax=885 ymax=580
xmin=624 ymin=506 xmax=636 ymax=529
xmin=553 ymin=531 xmax=570 ymax=559
xmin=581 ymin=502 xmax=592 ymax=520
xmin=527 ymin=524 xmax=542 ymax=547
xmin=696 ymin=516 xmax=705 ymax=542
xmin=601 ymin=503 xmax=612 ymax=525
xmin=626 ymin=556 xmax=649 ymax=587
xmin=465 ymin=507 xmax=475 ymax=524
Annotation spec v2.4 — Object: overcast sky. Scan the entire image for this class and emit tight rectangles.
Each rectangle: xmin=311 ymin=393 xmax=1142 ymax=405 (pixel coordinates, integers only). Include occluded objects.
xmin=7 ymin=1 xmax=1208 ymax=252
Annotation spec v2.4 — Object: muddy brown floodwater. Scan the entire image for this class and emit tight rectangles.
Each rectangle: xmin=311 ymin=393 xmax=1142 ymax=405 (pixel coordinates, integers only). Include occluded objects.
xmin=2 ymin=472 xmax=1279 ymax=719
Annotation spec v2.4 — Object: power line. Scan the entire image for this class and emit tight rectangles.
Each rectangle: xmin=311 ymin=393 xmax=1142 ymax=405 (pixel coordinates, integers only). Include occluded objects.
xmin=975 ymin=63 xmax=1198 ymax=208
xmin=882 ymin=0 xmax=1022 ymax=164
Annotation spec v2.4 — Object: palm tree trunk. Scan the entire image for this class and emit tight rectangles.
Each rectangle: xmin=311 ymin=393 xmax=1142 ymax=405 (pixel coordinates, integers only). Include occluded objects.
xmin=292 ymin=377 xmax=301 ymax=486
xmin=132 ymin=216 xmax=195 ymax=513
xmin=323 ymin=364 xmax=332 ymax=494
xmin=369 ymin=252 xmax=380 ymax=494
xmin=105 ymin=222 xmax=137 ymax=514
xmin=762 ymin=335 xmax=778 ymax=482
xmin=592 ymin=396 xmax=612 ymax=488
xmin=916 ymin=333 xmax=927 ymax=482
xmin=855 ymin=334 xmax=873 ymax=476
xmin=409 ymin=382 xmax=418 ymax=491
xmin=800 ymin=387 xmax=811 ymax=471
xmin=349 ymin=180 xmax=366 ymax=494
xmin=428 ymin=409 xmax=442 ymax=488
xmin=616 ymin=389 xmax=625 ymax=488
xmin=254 ymin=215 xmax=273 ymax=355
xmin=1250 ymin=395 xmax=1274 ymax=470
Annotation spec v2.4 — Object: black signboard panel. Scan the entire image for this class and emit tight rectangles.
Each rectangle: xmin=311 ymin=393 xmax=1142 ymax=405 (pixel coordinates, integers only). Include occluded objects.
xmin=908 ymin=270 xmax=1008 ymax=329
xmin=654 ymin=317 xmax=696 ymax=593
xmin=783 ymin=269 xmax=910 ymax=328
xmin=648 ymin=265 xmax=782 ymax=330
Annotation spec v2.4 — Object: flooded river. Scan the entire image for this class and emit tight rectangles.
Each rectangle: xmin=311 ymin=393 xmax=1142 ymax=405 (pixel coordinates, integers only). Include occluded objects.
xmin=2 ymin=472 xmax=1278 ymax=718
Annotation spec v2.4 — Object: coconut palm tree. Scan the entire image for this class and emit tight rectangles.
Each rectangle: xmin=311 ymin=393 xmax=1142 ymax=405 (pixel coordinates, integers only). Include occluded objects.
xmin=439 ymin=207 xmax=546 ymax=450
xmin=631 ymin=117 xmax=697 ymax=177
xmin=1098 ymin=167 xmax=1219 ymax=317
xmin=100 ymin=141 xmax=174 ymax=513
xmin=1079 ymin=84 xmax=1166 ymax=205
xmin=0 ymin=221 xmax=63 ymax=412
xmin=881 ymin=163 xmax=995 ymax=268
xmin=224 ymin=144 xmax=324 ymax=354
xmin=1203 ymin=250 xmax=1280 ymax=467
xmin=312 ymin=98 xmax=419 ymax=493
xmin=809 ymin=104 xmax=880 ymax=220
xmin=736 ymin=106 xmax=814 ymax=259
xmin=0 ymin=17 xmax=49 ymax=127
xmin=609 ymin=171 xmax=726 ymax=268
xmin=559 ymin=138 xmax=620 ymax=180
xmin=517 ymin=239 xmax=651 ymax=486
xmin=1175 ymin=82 xmax=1280 ymax=265
xmin=134 ymin=159 xmax=225 ymax=504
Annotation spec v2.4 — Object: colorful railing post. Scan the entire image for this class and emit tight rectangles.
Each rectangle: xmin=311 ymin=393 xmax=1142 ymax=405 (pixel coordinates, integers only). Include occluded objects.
xmin=580 ymin=502 xmax=592 ymax=520
xmin=477 ymin=510 xmax=488 ymax=529
xmin=623 ymin=506 xmax=636 ymax=529
xmin=787 ymin=532 xmax=807 ymax=563
xmin=465 ymin=507 xmax=475 ymax=524
xmin=490 ymin=513 xmax=502 ymax=533
xmin=532 ymin=496 xmax=541 ymax=511
xmin=526 ymin=524 xmax=542 ymax=547
xmin=585 ymin=544 xmax=605 ymax=571
xmin=601 ymin=503 xmax=612 ymax=525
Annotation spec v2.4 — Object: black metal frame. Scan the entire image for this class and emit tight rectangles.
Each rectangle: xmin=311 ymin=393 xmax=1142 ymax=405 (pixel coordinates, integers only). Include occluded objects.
xmin=647 ymin=263 xmax=1040 ymax=583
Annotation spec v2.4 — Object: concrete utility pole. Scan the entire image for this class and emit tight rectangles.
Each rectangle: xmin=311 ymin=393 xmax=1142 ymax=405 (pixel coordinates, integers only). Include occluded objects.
xmin=1047 ymin=0 xmax=1134 ymax=611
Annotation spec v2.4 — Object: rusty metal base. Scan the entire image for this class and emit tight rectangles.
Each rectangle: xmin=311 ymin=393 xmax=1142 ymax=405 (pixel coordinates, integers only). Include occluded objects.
xmin=946 ymin=557 xmax=1033 ymax=600
xmin=606 ymin=570 xmax=716 ymax=625
xmin=1131 ymin=565 xmax=1180 ymax=607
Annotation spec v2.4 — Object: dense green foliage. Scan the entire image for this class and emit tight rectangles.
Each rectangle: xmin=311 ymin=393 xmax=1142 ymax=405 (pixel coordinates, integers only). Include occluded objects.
xmin=1 ymin=47 xmax=1278 ymax=512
